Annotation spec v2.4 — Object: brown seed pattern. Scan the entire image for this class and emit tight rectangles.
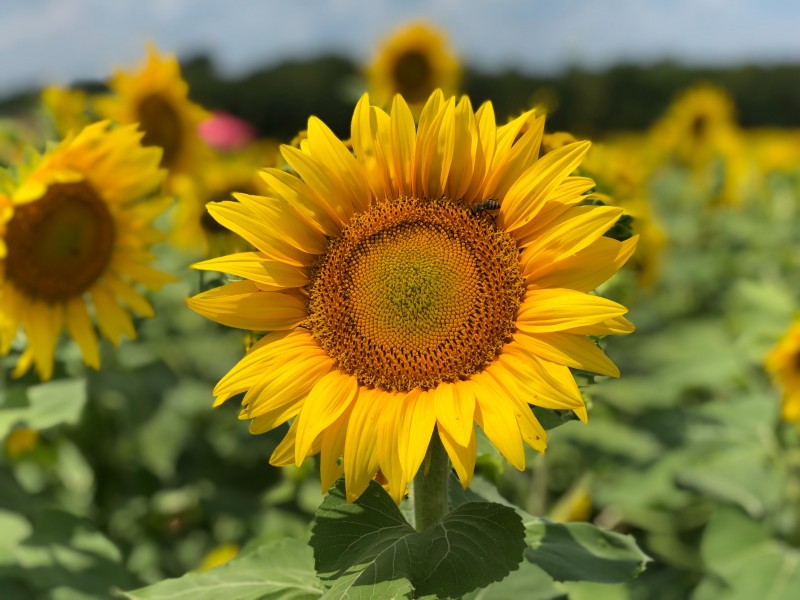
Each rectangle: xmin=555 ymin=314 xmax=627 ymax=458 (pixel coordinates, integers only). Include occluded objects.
xmin=4 ymin=181 xmax=115 ymax=301
xmin=307 ymin=197 xmax=524 ymax=391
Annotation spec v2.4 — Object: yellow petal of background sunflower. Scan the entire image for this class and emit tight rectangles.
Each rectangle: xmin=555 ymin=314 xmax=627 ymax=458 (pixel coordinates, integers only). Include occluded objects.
xmin=26 ymin=301 xmax=63 ymax=381
xmin=92 ymin=286 xmax=136 ymax=345
xmin=65 ymin=297 xmax=100 ymax=369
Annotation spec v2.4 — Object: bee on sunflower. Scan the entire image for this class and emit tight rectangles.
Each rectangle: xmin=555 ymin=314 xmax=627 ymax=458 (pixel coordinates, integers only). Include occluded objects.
xmin=188 ymin=90 xmax=637 ymax=503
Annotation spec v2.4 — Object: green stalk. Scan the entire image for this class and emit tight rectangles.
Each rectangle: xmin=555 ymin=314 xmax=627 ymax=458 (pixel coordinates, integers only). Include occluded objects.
xmin=413 ymin=431 xmax=450 ymax=531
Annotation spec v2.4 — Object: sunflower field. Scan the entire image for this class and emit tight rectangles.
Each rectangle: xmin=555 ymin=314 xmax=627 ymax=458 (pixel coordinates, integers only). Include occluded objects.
xmin=2 ymin=21 xmax=800 ymax=600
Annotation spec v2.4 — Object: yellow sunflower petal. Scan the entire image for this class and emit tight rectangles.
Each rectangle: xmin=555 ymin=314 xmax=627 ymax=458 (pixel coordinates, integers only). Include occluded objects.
xmin=343 ymin=388 xmax=383 ymax=502
xmin=398 ymin=390 xmax=436 ymax=485
xmin=245 ymin=354 xmax=335 ymax=421
xmin=192 ymin=252 xmax=309 ymax=291
xmin=320 ymin=408 xmax=352 ymax=492
xmin=207 ymin=201 xmax=316 ymax=266
xmin=389 ymin=94 xmax=417 ymax=198
xmin=500 ymin=141 xmax=592 ymax=232
xmin=516 ymin=288 xmax=628 ymax=333
xmin=472 ymin=373 xmax=526 ymax=470
xmin=294 ymin=371 xmax=359 ymax=466
xmin=520 ymin=206 xmax=625 ymax=278
xmin=376 ymin=391 xmax=407 ymax=503
xmin=530 ymin=235 xmax=639 ymax=292
xmin=213 ymin=330 xmax=322 ymax=401
xmin=438 ymin=423 xmax=476 ymax=489
xmin=514 ymin=331 xmax=621 ymax=378
xmin=65 ymin=296 xmax=100 ymax=369
xmin=25 ymin=301 xmax=63 ymax=380
xmin=434 ymin=381 xmax=476 ymax=448
xmin=186 ymin=280 xmax=306 ymax=331
xmin=92 ymin=286 xmax=136 ymax=345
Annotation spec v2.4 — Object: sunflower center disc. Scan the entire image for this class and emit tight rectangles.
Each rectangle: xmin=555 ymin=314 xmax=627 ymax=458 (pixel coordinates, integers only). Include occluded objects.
xmin=137 ymin=93 xmax=182 ymax=168
xmin=4 ymin=181 xmax=115 ymax=301
xmin=307 ymin=198 xmax=524 ymax=391
xmin=392 ymin=50 xmax=434 ymax=104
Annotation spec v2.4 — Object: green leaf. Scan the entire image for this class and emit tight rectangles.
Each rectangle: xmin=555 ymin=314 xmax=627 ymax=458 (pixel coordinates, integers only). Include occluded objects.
xmin=4 ymin=509 xmax=132 ymax=598
xmin=700 ymin=505 xmax=771 ymax=572
xmin=118 ymin=539 xmax=322 ymax=600
xmin=0 ymin=378 xmax=87 ymax=438
xmin=463 ymin=562 xmax=565 ymax=600
xmin=524 ymin=518 xmax=650 ymax=583
xmin=311 ymin=480 xmax=526 ymax=599
xmin=693 ymin=541 xmax=800 ymax=600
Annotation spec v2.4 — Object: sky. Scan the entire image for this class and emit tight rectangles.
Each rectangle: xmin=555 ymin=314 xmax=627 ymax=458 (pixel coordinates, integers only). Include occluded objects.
xmin=2 ymin=0 xmax=800 ymax=94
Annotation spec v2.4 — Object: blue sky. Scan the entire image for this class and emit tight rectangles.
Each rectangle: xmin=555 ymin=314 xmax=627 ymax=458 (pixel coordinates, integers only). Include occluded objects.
xmin=2 ymin=0 xmax=799 ymax=94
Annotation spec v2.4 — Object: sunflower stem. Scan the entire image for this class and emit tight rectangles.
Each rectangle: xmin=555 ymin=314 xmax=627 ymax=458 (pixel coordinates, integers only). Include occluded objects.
xmin=413 ymin=430 xmax=450 ymax=531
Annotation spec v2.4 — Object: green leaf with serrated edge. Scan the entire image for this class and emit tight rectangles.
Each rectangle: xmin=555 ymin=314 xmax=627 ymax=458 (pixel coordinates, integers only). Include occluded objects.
xmin=524 ymin=519 xmax=650 ymax=583
xmin=311 ymin=480 xmax=526 ymax=600
xmin=117 ymin=538 xmax=322 ymax=600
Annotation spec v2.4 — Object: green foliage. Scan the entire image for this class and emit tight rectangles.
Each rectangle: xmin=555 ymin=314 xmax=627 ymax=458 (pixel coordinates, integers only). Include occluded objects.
xmin=523 ymin=519 xmax=650 ymax=583
xmin=0 ymin=509 xmax=133 ymax=599
xmin=119 ymin=539 xmax=321 ymax=600
xmin=311 ymin=480 xmax=526 ymax=599
xmin=0 ymin=378 xmax=86 ymax=439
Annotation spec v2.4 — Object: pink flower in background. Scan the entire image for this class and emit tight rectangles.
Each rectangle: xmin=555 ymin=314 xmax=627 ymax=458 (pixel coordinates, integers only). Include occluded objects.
xmin=198 ymin=111 xmax=255 ymax=150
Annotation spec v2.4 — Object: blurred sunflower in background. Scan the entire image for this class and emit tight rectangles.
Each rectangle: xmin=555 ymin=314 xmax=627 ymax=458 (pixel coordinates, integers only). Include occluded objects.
xmin=0 ymin=121 xmax=173 ymax=380
xmin=41 ymin=85 xmax=92 ymax=138
xmin=584 ymin=139 xmax=666 ymax=288
xmin=367 ymin=22 xmax=460 ymax=109
xmin=96 ymin=44 xmax=209 ymax=181
xmin=188 ymin=90 xmax=637 ymax=503
xmin=766 ymin=320 xmax=800 ymax=423
xmin=649 ymin=84 xmax=740 ymax=168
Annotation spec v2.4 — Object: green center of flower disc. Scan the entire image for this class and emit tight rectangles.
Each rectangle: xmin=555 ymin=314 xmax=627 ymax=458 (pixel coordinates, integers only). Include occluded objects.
xmin=307 ymin=197 xmax=524 ymax=391
xmin=4 ymin=181 xmax=115 ymax=301
xmin=137 ymin=93 xmax=182 ymax=168
xmin=392 ymin=50 xmax=434 ymax=104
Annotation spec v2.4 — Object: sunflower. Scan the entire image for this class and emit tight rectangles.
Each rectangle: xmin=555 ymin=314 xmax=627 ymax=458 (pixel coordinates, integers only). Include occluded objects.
xmin=649 ymin=84 xmax=743 ymax=168
xmin=765 ymin=321 xmax=800 ymax=423
xmin=41 ymin=85 xmax=92 ymax=138
xmin=0 ymin=121 xmax=173 ymax=380
xmin=188 ymin=91 xmax=636 ymax=503
xmin=368 ymin=22 xmax=460 ymax=109
xmin=96 ymin=44 xmax=208 ymax=178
